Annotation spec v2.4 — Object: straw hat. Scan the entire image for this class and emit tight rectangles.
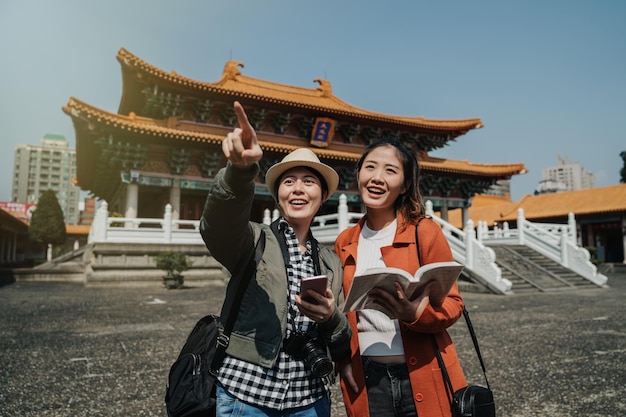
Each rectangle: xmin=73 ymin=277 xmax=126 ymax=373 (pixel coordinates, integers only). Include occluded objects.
xmin=265 ymin=148 xmax=339 ymax=201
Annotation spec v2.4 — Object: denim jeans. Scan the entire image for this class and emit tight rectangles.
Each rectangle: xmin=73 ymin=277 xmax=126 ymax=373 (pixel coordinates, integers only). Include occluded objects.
xmin=216 ymin=384 xmax=331 ymax=417
xmin=363 ymin=357 xmax=418 ymax=417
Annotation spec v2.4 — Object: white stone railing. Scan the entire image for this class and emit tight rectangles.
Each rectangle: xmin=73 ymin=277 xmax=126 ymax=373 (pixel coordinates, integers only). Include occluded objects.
xmin=88 ymin=196 xmax=606 ymax=291
xmin=424 ymin=201 xmax=511 ymax=294
xmin=261 ymin=194 xmax=364 ymax=242
xmin=476 ymin=208 xmax=607 ymax=286
xmin=89 ymin=201 xmax=204 ymax=245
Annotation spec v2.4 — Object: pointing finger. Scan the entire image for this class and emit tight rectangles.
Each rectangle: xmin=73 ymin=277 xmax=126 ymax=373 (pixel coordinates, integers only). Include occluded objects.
xmin=234 ymin=101 xmax=254 ymax=133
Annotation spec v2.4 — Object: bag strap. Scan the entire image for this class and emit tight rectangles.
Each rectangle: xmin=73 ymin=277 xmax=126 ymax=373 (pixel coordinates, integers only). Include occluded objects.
xmin=432 ymin=336 xmax=456 ymax=404
xmin=415 ymin=220 xmax=491 ymax=393
xmin=432 ymin=308 xmax=491 ymax=392
xmin=461 ymin=306 xmax=490 ymax=388
xmin=211 ymin=230 xmax=266 ymax=371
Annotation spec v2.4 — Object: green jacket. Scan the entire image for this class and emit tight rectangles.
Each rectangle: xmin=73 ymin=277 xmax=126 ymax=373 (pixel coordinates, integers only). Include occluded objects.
xmin=199 ymin=162 xmax=351 ymax=368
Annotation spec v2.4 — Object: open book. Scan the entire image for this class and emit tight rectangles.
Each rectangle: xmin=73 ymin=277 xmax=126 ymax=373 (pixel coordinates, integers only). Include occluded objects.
xmin=343 ymin=261 xmax=464 ymax=319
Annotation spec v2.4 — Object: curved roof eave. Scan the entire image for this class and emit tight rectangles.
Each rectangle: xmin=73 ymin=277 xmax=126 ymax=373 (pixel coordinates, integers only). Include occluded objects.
xmin=64 ymin=97 xmax=525 ymax=178
xmin=116 ymin=48 xmax=483 ymax=134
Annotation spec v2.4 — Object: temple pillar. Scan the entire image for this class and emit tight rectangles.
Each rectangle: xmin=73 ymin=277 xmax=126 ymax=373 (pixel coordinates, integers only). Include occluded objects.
xmin=440 ymin=200 xmax=449 ymax=222
xmin=169 ymin=179 xmax=181 ymax=229
xmin=125 ymin=183 xmax=139 ymax=227
xmin=462 ymin=206 xmax=469 ymax=229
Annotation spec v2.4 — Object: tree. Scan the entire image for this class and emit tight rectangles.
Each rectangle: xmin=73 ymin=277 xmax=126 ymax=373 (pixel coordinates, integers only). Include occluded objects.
xmin=29 ymin=189 xmax=66 ymax=248
xmin=621 ymin=151 xmax=626 ymax=183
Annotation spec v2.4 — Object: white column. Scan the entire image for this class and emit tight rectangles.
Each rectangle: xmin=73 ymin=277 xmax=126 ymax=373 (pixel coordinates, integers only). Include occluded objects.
xmin=440 ymin=200 xmax=449 ymax=221
xmin=461 ymin=207 xmax=469 ymax=230
xmin=169 ymin=179 xmax=181 ymax=229
xmin=125 ymin=183 xmax=139 ymax=228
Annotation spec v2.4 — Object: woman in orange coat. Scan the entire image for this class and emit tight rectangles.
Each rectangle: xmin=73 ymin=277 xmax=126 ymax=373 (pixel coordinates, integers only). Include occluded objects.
xmin=334 ymin=138 xmax=467 ymax=417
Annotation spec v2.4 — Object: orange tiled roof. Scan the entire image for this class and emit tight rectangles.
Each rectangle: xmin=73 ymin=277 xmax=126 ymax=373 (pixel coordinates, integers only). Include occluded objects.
xmin=64 ymin=97 xmax=354 ymax=161
xmin=503 ymin=184 xmax=626 ymax=219
xmin=64 ymin=98 xmax=526 ymax=177
xmin=117 ymin=48 xmax=483 ymax=133
xmin=445 ymin=184 xmax=626 ymax=228
xmin=420 ymin=155 xmax=526 ymax=176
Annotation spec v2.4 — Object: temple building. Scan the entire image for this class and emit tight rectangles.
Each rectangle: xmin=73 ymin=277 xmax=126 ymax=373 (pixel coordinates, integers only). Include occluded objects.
xmin=63 ymin=48 xmax=527 ymax=225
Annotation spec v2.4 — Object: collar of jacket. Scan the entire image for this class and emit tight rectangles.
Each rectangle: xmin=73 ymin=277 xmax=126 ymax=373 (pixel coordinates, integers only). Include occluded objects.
xmin=270 ymin=218 xmax=321 ymax=276
xmin=338 ymin=212 xmax=415 ymax=266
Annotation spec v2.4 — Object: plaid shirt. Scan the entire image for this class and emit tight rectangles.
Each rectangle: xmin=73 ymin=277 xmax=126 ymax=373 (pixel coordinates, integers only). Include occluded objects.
xmin=217 ymin=219 xmax=327 ymax=410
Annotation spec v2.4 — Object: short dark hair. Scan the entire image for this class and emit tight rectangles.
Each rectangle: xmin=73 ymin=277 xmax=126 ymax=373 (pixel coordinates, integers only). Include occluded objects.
xmin=275 ymin=167 xmax=329 ymax=198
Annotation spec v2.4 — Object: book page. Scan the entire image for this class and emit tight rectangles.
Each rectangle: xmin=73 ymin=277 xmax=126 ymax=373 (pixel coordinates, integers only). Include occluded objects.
xmin=405 ymin=261 xmax=464 ymax=305
xmin=343 ymin=262 xmax=464 ymax=315
xmin=343 ymin=267 xmax=412 ymax=315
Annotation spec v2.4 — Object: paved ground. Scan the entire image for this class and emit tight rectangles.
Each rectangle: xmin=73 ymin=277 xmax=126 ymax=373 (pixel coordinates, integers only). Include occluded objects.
xmin=0 ymin=269 xmax=624 ymax=417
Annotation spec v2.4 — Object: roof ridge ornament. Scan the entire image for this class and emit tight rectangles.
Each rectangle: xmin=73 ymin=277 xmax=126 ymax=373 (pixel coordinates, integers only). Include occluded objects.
xmin=223 ymin=61 xmax=244 ymax=81
xmin=314 ymin=78 xmax=332 ymax=97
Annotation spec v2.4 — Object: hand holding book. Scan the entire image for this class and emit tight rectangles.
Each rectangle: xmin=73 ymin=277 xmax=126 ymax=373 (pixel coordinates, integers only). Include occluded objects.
xmin=343 ymin=261 xmax=464 ymax=319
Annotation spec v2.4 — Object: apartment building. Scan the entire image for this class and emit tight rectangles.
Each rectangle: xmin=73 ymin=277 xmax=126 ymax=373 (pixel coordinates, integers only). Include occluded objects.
xmin=11 ymin=134 xmax=81 ymax=224
xmin=536 ymin=154 xmax=595 ymax=194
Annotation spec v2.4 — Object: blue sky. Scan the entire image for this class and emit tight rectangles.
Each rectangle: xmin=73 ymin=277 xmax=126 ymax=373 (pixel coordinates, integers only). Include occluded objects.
xmin=1 ymin=0 xmax=624 ymax=203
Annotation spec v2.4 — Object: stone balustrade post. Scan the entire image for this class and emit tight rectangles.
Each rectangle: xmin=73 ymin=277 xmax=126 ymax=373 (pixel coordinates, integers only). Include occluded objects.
xmin=263 ymin=209 xmax=271 ymax=225
xmin=561 ymin=227 xmax=568 ymax=266
xmin=465 ymin=219 xmax=475 ymax=268
xmin=164 ymin=204 xmax=172 ymax=243
xmin=517 ymin=208 xmax=525 ymax=245
xmin=568 ymin=212 xmax=577 ymax=245
xmin=89 ymin=201 xmax=109 ymax=243
xmin=425 ymin=200 xmax=434 ymax=217
xmin=338 ymin=194 xmax=348 ymax=232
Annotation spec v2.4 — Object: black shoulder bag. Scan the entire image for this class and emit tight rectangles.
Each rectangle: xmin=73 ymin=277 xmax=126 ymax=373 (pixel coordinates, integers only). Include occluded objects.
xmin=415 ymin=221 xmax=495 ymax=417
xmin=165 ymin=231 xmax=266 ymax=417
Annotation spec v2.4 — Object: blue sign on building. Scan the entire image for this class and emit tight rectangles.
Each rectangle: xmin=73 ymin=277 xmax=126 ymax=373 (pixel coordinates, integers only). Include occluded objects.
xmin=310 ymin=118 xmax=336 ymax=147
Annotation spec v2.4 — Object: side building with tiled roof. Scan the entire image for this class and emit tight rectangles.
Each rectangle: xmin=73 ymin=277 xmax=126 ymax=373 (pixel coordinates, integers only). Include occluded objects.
xmin=444 ymin=184 xmax=626 ymax=263
xmin=63 ymin=48 xmax=527 ymax=226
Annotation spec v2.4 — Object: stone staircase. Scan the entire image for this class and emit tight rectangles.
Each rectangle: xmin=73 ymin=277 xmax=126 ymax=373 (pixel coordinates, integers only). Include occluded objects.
xmin=487 ymin=244 xmax=601 ymax=293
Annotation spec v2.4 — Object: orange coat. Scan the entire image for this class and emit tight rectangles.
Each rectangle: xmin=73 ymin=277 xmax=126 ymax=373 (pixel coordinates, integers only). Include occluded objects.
xmin=334 ymin=215 xmax=467 ymax=417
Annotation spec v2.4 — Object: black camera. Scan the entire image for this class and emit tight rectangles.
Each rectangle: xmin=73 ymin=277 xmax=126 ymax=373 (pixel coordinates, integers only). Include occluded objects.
xmin=283 ymin=329 xmax=333 ymax=379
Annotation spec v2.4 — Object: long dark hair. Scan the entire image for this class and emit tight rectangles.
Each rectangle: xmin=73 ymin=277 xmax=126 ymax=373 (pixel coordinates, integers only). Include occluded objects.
xmin=356 ymin=137 xmax=425 ymax=231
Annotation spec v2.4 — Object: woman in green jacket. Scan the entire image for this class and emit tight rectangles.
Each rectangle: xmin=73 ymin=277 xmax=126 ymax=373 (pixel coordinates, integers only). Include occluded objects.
xmin=200 ymin=101 xmax=351 ymax=417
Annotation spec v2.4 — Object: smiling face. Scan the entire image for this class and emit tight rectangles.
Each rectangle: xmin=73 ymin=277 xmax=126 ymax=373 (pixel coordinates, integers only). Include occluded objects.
xmin=276 ymin=167 xmax=326 ymax=229
xmin=357 ymin=145 xmax=407 ymax=229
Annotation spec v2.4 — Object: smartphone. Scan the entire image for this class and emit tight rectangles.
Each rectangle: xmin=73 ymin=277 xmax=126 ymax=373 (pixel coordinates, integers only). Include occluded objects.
xmin=300 ymin=275 xmax=328 ymax=303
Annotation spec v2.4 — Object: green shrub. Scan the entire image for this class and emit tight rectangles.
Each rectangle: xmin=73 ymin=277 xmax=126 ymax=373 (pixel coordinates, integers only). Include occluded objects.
xmin=155 ymin=252 xmax=192 ymax=277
